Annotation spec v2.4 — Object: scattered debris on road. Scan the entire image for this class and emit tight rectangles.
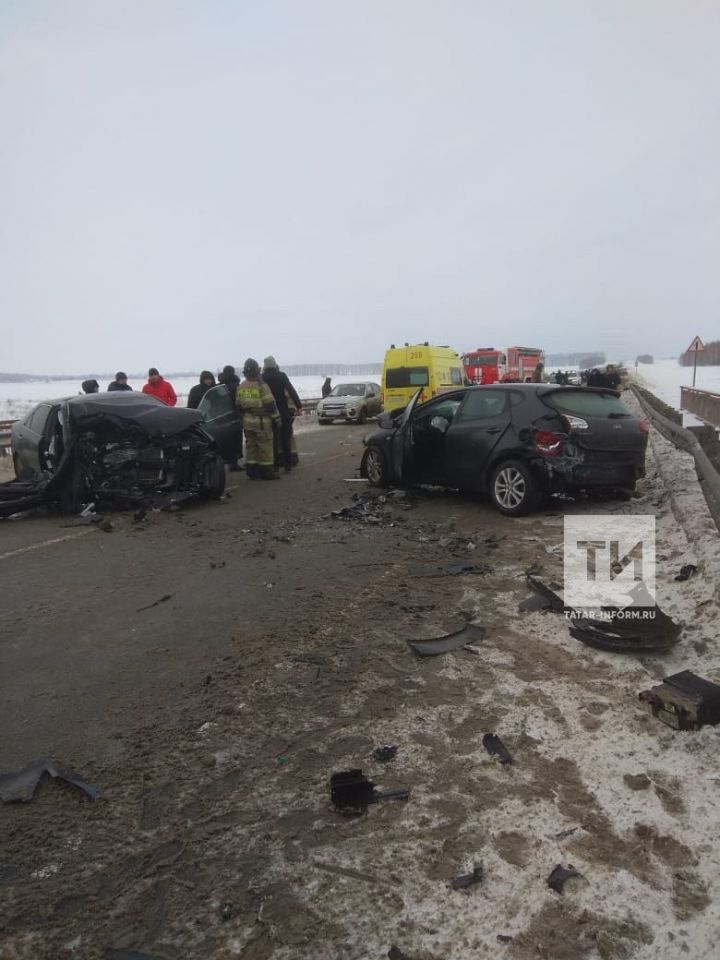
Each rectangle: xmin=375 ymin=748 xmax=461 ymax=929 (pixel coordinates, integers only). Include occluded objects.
xmin=482 ymin=733 xmax=513 ymax=765
xmin=525 ymin=571 xmax=565 ymax=612
xmin=451 ymin=864 xmax=484 ymax=890
xmin=0 ymin=758 xmax=97 ymax=803
xmin=372 ymin=745 xmax=398 ymax=763
xmin=547 ymin=863 xmax=582 ymax=894
xmin=675 ymin=563 xmax=698 ymax=582
xmin=407 ymin=622 xmax=486 ymax=657
xmin=136 ymin=593 xmax=174 ymax=612
xmin=409 ymin=560 xmax=488 ymax=578
xmin=639 ymin=670 xmax=720 ymax=729
xmin=568 ymin=599 xmax=682 ymax=653
xmin=330 ymin=769 xmax=410 ymax=813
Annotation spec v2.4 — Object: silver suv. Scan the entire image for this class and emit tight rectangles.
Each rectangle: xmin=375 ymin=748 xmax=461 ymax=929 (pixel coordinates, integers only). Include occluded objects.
xmin=316 ymin=382 xmax=383 ymax=424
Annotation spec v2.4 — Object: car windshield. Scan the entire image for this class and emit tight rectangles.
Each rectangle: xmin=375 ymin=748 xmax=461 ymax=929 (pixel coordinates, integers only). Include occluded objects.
xmin=545 ymin=389 xmax=632 ymax=418
xmin=329 ymin=383 xmax=365 ymax=397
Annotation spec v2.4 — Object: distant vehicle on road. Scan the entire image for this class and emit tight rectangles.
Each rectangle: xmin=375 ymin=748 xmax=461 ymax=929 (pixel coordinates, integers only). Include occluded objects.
xmin=6 ymin=392 xmax=227 ymax=515
xmin=316 ymin=382 xmax=382 ymax=424
xmin=382 ymin=343 xmax=464 ymax=411
xmin=360 ymin=384 xmax=648 ymax=516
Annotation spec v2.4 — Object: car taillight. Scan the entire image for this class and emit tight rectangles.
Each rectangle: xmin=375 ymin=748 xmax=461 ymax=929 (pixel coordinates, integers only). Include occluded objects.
xmin=533 ymin=429 xmax=564 ymax=456
xmin=638 ymin=418 xmax=649 ymax=434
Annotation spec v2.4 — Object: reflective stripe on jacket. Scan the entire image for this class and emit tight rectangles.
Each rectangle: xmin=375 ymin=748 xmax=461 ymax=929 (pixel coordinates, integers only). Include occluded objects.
xmin=236 ymin=379 xmax=279 ymax=426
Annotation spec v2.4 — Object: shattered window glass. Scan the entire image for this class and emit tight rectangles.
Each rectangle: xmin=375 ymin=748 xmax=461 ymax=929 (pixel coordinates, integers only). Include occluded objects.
xmin=198 ymin=385 xmax=234 ymax=421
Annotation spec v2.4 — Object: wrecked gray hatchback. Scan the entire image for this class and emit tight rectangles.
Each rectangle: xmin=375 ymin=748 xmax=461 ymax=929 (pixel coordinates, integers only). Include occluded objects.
xmin=360 ymin=384 xmax=648 ymax=516
xmin=2 ymin=393 xmax=226 ymax=517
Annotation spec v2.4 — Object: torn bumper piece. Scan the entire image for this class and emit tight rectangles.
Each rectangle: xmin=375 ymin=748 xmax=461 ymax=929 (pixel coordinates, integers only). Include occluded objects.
xmin=407 ymin=623 xmax=485 ymax=657
xmin=639 ymin=671 xmax=720 ymax=730
xmin=0 ymin=758 xmax=98 ymax=803
xmin=525 ymin=573 xmax=681 ymax=653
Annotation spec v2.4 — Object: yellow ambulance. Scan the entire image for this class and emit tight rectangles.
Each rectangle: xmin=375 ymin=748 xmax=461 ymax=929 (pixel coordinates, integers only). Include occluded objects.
xmin=381 ymin=343 xmax=465 ymax=411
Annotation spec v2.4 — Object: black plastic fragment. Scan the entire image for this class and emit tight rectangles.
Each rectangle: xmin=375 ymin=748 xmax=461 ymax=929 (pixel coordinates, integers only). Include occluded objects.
xmin=407 ymin=623 xmax=485 ymax=657
xmin=373 ymin=745 xmax=398 ymax=763
xmin=136 ymin=593 xmax=173 ymax=613
xmin=547 ymin=863 xmax=581 ymax=894
xmin=675 ymin=563 xmax=698 ymax=582
xmin=451 ymin=863 xmax=484 ymax=890
xmin=525 ymin=573 xmax=565 ymax=612
xmin=0 ymin=758 xmax=98 ymax=804
xmin=518 ymin=593 xmax=552 ymax=613
xmin=330 ymin=769 xmax=409 ymax=813
xmin=483 ymin=734 xmax=513 ymax=765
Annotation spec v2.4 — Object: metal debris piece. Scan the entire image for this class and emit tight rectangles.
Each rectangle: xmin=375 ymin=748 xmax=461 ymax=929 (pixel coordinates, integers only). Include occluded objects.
xmin=547 ymin=864 xmax=582 ymax=894
xmin=372 ymin=745 xmax=398 ymax=763
xmin=639 ymin=671 xmax=720 ymax=730
xmin=482 ymin=734 xmax=513 ymax=765
xmin=410 ymin=561 xmax=488 ymax=578
xmin=675 ymin=564 xmax=698 ymax=582
xmin=451 ymin=864 xmax=484 ymax=890
xmin=407 ymin=623 xmax=486 ymax=657
xmin=0 ymin=758 xmax=98 ymax=804
xmin=330 ymin=769 xmax=410 ymax=813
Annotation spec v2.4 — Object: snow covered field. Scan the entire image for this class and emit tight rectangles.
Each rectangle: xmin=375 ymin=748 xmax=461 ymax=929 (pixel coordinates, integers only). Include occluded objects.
xmin=633 ymin=359 xmax=720 ymax=410
xmin=0 ymin=373 xmax=379 ymax=421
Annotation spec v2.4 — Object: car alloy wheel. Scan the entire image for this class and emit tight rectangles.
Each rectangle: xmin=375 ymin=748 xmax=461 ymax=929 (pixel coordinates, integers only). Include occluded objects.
xmin=493 ymin=465 xmax=527 ymax=510
xmin=362 ymin=446 xmax=387 ymax=486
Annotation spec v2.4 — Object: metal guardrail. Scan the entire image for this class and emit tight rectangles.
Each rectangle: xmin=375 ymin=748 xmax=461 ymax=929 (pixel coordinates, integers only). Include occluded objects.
xmin=680 ymin=386 xmax=720 ymax=428
xmin=630 ymin=385 xmax=720 ymax=533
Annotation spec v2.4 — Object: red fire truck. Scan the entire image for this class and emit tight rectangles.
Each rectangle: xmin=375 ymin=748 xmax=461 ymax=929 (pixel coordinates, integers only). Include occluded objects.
xmin=461 ymin=348 xmax=505 ymax=384
xmin=504 ymin=346 xmax=545 ymax=382
xmin=462 ymin=345 xmax=545 ymax=384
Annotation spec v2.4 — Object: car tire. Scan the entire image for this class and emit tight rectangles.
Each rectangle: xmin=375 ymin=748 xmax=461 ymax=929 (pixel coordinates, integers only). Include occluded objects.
xmin=489 ymin=459 xmax=539 ymax=516
xmin=319 ymin=418 xmax=333 ymax=425
xmin=361 ymin=446 xmax=389 ymax=487
xmin=201 ymin=453 xmax=227 ymax=499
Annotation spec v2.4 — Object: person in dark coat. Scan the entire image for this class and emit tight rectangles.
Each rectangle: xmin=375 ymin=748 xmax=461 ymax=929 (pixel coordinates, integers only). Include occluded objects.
xmin=604 ymin=364 xmax=621 ymax=390
xmin=217 ymin=364 xmax=243 ymax=469
xmin=107 ymin=372 xmax=132 ymax=391
xmin=587 ymin=368 xmax=603 ymax=387
xmin=81 ymin=379 xmax=99 ymax=394
xmin=263 ymin=356 xmax=303 ymax=472
xmin=187 ymin=371 xmax=216 ymax=409
xmin=321 ymin=377 xmax=332 ymax=398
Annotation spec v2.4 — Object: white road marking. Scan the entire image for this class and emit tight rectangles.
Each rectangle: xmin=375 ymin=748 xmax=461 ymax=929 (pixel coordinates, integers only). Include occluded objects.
xmin=0 ymin=528 xmax=94 ymax=562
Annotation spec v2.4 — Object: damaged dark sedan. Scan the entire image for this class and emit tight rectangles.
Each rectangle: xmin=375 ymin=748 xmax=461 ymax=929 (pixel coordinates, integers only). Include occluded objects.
xmin=360 ymin=384 xmax=648 ymax=516
xmin=2 ymin=393 xmax=227 ymax=517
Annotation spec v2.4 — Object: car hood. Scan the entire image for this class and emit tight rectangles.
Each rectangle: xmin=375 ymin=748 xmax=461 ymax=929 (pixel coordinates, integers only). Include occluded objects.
xmin=63 ymin=393 xmax=203 ymax=438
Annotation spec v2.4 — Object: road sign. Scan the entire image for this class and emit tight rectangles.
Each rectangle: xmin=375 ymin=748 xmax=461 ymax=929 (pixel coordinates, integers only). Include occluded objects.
xmin=686 ymin=336 xmax=705 ymax=387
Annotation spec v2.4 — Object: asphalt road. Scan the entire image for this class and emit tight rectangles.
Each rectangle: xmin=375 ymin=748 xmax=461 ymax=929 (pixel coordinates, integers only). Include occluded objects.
xmin=0 ymin=422 xmax=369 ymax=768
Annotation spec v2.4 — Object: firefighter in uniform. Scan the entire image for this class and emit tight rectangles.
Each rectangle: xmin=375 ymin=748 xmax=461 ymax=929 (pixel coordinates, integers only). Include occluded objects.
xmin=236 ymin=359 xmax=280 ymax=479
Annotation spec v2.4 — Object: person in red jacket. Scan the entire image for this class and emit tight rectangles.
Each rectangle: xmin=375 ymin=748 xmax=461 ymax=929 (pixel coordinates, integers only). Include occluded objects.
xmin=142 ymin=367 xmax=177 ymax=406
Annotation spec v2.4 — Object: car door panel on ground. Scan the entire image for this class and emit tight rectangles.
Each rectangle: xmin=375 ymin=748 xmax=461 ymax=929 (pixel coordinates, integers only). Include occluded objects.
xmin=443 ymin=389 xmax=512 ymax=490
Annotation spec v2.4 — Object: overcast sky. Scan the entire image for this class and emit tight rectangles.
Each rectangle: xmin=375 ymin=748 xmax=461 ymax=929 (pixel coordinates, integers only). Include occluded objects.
xmin=1 ymin=1 xmax=719 ymax=374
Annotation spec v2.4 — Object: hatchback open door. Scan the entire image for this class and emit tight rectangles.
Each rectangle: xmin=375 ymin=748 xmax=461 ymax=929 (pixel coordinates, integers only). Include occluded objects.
xmin=389 ymin=390 xmax=422 ymax=481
